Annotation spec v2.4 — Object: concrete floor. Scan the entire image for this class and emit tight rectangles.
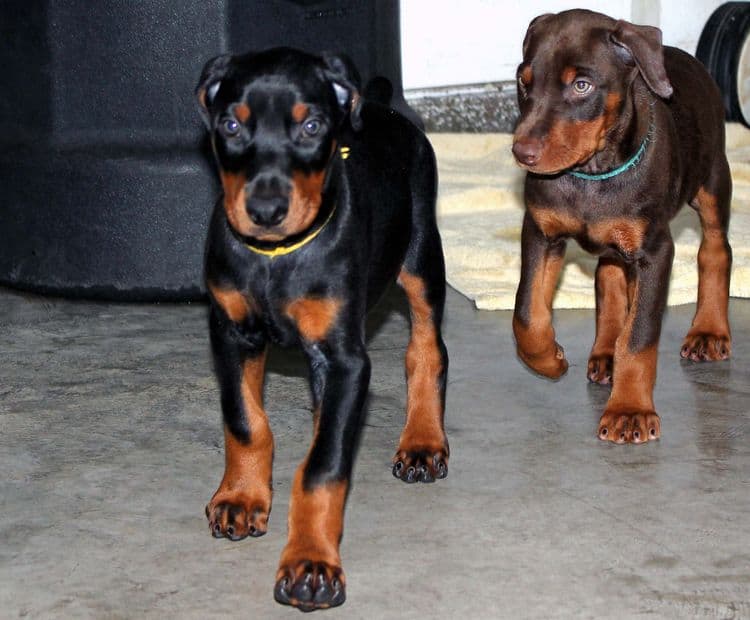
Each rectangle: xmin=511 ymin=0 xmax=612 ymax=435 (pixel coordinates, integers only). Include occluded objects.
xmin=1 ymin=284 xmax=749 ymax=619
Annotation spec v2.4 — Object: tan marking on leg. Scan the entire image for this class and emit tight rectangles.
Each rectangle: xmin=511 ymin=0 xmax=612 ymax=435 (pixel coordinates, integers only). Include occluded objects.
xmin=599 ymin=276 xmax=660 ymax=444
xmin=207 ymin=352 xmax=274 ymax=538
xmin=513 ymin=252 xmax=568 ymax=378
xmin=394 ymin=270 xmax=448 ymax=474
xmin=598 ymin=342 xmax=660 ymax=444
xmin=284 ymin=298 xmax=342 ymax=342
xmin=682 ymin=187 xmax=732 ymax=361
xmin=588 ymin=259 xmax=628 ymax=384
xmin=275 ymin=475 xmax=348 ymax=609
xmin=208 ymin=283 xmax=254 ymax=324
xmin=609 ymin=343 xmax=658 ymax=413
xmin=280 ymin=478 xmax=347 ymax=575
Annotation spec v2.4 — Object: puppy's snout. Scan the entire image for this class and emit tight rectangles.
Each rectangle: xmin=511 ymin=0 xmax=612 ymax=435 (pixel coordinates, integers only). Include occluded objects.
xmin=246 ymin=175 xmax=289 ymax=227
xmin=512 ymin=137 xmax=543 ymax=167
xmin=247 ymin=197 xmax=288 ymax=226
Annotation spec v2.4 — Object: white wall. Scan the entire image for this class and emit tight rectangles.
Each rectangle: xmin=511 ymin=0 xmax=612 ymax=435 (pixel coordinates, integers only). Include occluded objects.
xmin=401 ymin=0 xmax=725 ymax=89
xmin=655 ymin=0 xmax=726 ymax=53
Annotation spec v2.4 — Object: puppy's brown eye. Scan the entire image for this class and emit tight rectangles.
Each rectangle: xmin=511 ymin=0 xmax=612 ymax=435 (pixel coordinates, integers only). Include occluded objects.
xmin=220 ymin=118 xmax=240 ymax=137
xmin=572 ymin=79 xmax=593 ymax=95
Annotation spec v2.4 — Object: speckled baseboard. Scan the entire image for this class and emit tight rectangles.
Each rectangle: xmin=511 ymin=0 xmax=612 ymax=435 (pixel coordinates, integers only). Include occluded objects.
xmin=404 ymin=81 xmax=518 ymax=132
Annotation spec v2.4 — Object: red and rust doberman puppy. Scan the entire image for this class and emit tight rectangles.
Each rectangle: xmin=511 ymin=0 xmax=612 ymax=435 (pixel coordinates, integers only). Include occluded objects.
xmin=195 ymin=48 xmax=449 ymax=610
xmin=511 ymin=10 xmax=732 ymax=444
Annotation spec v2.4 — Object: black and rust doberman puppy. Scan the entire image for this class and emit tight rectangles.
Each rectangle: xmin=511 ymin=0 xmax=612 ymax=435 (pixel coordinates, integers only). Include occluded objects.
xmin=195 ymin=48 xmax=449 ymax=610
xmin=511 ymin=10 xmax=732 ymax=444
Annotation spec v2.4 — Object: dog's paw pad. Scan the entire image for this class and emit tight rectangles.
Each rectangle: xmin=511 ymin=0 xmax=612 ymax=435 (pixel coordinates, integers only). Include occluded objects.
xmin=598 ymin=410 xmax=660 ymax=444
xmin=392 ymin=448 xmax=448 ymax=483
xmin=681 ymin=333 xmax=731 ymax=362
xmin=274 ymin=562 xmax=345 ymax=611
xmin=206 ymin=494 xmax=269 ymax=540
xmin=587 ymin=354 xmax=613 ymax=384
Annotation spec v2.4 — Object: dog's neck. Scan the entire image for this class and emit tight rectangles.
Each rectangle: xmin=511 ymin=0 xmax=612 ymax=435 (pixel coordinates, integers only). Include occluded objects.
xmin=240 ymin=150 xmax=345 ymax=258
xmin=572 ymin=78 xmax=653 ymax=178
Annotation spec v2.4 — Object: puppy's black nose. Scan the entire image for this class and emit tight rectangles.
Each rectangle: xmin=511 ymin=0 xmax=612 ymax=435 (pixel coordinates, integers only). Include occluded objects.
xmin=512 ymin=137 xmax=542 ymax=167
xmin=246 ymin=173 xmax=289 ymax=227
xmin=246 ymin=197 xmax=288 ymax=227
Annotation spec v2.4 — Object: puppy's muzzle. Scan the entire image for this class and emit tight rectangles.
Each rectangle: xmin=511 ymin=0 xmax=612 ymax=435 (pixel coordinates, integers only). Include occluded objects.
xmin=246 ymin=175 xmax=289 ymax=227
xmin=512 ymin=137 xmax=543 ymax=168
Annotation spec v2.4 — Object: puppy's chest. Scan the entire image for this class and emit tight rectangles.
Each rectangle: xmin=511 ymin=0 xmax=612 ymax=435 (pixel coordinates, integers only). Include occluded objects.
xmin=529 ymin=205 xmax=648 ymax=257
xmin=240 ymin=275 xmax=344 ymax=346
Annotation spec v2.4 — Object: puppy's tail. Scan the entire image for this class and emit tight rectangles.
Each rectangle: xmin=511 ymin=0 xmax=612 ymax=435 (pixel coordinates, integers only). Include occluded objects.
xmin=362 ymin=76 xmax=394 ymax=107
xmin=363 ymin=76 xmax=425 ymax=131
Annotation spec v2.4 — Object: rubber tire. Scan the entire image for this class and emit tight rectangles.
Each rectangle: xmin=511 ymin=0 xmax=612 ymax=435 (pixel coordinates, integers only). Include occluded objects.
xmin=696 ymin=2 xmax=750 ymax=126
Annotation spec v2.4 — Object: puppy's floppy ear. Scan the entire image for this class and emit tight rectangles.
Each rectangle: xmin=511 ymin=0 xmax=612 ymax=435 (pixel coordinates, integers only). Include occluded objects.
xmin=610 ymin=21 xmax=673 ymax=99
xmin=522 ymin=13 xmax=553 ymax=57
xmin=320 ymin=52 xmax=363 ymax=131
xmin=196 ymin=54 xmax=233 ymax=127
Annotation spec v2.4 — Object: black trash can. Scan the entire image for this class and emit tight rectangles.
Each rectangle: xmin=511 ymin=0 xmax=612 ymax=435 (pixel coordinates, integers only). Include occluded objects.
xmin=0 ymin=0 xmax=413 ymax=301
xmin=696 ymin=2 xmax=750 ymax=127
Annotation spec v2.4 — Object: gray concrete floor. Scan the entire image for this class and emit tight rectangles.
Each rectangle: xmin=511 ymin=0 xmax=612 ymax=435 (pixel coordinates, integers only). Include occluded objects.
xmin=1 ymin=284 xmax=749 ymax=619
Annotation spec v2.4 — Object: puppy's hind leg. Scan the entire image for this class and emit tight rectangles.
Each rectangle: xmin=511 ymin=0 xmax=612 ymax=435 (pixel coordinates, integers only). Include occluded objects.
xmin=682 ymin=155 xmax=732 ymax=361
xmin=392 ymin=145 xmax=449 ymax=484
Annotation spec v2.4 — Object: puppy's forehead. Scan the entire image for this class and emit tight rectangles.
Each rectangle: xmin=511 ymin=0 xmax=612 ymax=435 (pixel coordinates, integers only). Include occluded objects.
xmin=525 ymin=28 xmax=613 ymax=78
xmin=236 ymin=70 xmax=331 ymax=112
xmin=526 ymin=11 xmax=615 ymax=61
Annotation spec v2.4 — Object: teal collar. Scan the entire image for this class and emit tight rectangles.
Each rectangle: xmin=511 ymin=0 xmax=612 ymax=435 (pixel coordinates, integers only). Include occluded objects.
xmin=568 ymin=125 xmax=651 ymax=181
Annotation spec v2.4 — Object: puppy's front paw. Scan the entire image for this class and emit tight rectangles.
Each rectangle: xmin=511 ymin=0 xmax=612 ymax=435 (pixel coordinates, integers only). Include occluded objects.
xmin=206 ymin=489 xmax=271 ymax=540
xmin=597 ymin=410 xmax=660 ymax=444
xmin=587 ymin=353 xmax=613 ymax=384
xmin=274 ymin=560 xmax=345 ymax=611
xmin=680 ymin=332 xmax=731 ymax=362
xmin=518 ymin=341 xmax=568 ymax=379
xmin=392 ymin=446 xmax=448 ymax=483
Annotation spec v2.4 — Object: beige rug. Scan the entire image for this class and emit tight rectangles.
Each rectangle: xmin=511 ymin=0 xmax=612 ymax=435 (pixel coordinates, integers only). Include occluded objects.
xmin=432 ymin=124 xmax=750 ymax=310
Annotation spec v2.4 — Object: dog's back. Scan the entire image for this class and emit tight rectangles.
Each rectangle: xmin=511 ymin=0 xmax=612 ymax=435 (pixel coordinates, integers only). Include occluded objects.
xmin=342 ymin=99 xmax=439 ymax=303
xmin=663 ymin=46 xmax=727 ymax=203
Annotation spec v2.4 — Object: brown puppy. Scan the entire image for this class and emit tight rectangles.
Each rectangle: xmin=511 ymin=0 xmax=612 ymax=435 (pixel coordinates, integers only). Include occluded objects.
xmin=512 ymin=9 xmax=732 ymax=444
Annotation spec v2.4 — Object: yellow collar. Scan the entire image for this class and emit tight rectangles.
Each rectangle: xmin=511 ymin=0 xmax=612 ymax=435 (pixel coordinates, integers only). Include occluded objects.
xmin=244 ymin=203 xmax=337 ymax=259
xmin=243 ymin=145 xmax=349 ymax=258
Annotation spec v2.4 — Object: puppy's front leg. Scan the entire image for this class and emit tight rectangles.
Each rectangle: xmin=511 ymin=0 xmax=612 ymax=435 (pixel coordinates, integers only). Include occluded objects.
xmin=598 ymin=231 xmax=674 ymax=443
xmin=274 ymin=304 xmax=370 ymax=611
xmin=513 ymin=210 xmax=568 ymax=379
xmin=206 ymin=288 xmax=273 ymax=540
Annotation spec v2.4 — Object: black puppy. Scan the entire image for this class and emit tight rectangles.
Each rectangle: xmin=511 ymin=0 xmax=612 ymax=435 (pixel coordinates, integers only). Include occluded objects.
xmin=196 ymin=48 xmax=449 ymax=611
